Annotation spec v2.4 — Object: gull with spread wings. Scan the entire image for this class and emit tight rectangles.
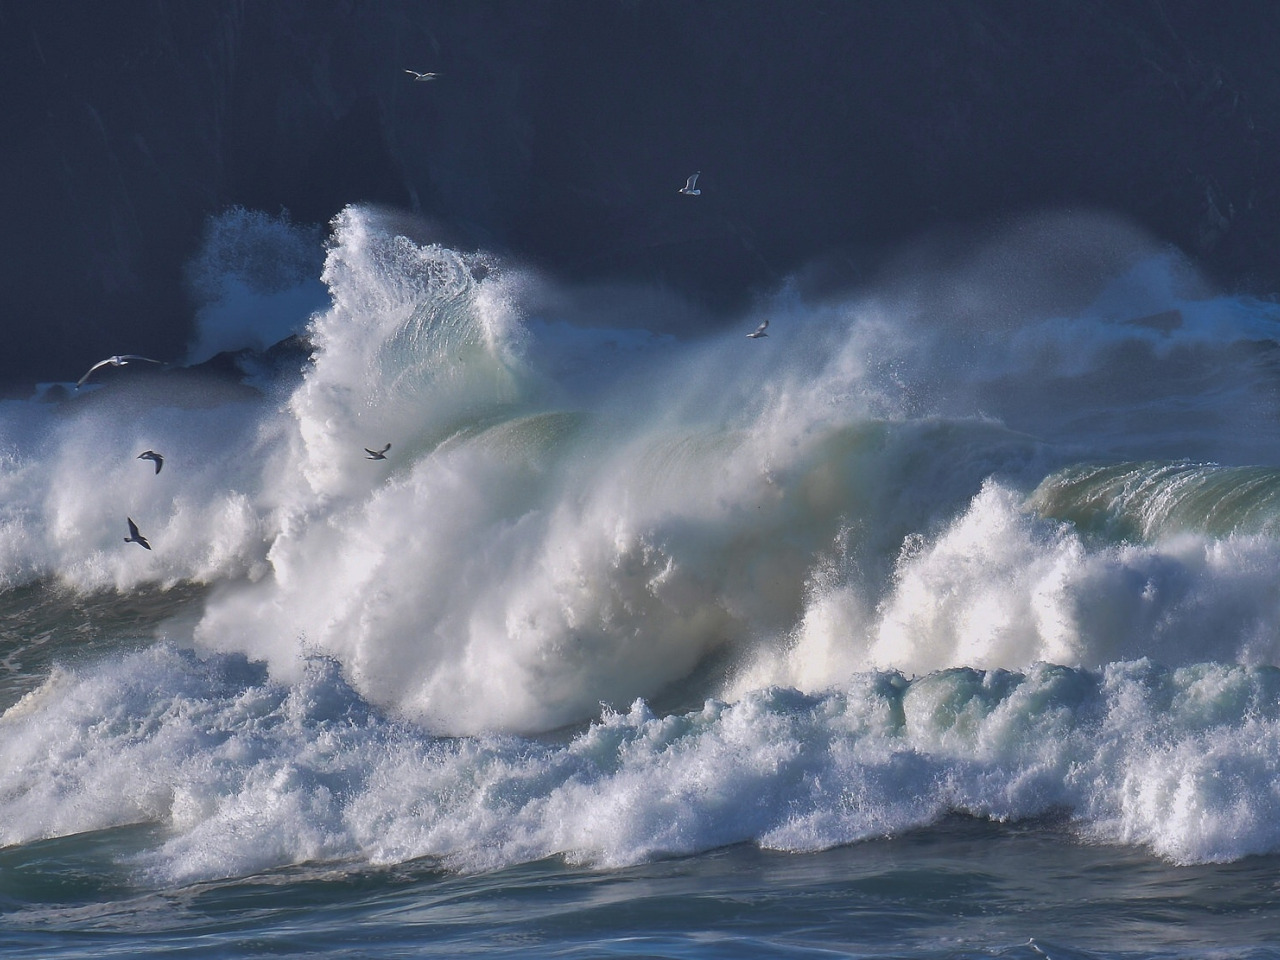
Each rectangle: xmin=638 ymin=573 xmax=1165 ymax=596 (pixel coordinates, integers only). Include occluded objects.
xmin=76 ymin=355 xmax=162 ymax=388
xmin=124 ymin=517 xmax=152 ymax=551
xmin=137 ymin=450 xmax=164 ymax=474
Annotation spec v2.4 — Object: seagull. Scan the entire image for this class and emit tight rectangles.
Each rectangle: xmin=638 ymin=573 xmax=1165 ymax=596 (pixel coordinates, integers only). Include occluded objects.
xmin=746 ymin=320 xmax=769 ymax=339
xmin=405 ymin=70 xmax=439 ymax=81
xmin=76 ymin=355 xmax=162 ymax=388
xmin=365 ymin=443 xmax=391 ymax=460
xmin=125 ymin=517 xmax=151 ymax=550
xmin=137 ymin=450 xmax=164 ymax=474
xmin=678 ymin=172 xmax=701 ymax=196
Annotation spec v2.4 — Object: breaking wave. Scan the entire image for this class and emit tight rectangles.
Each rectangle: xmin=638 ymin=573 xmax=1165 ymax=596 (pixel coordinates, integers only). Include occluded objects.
xmin=5 ymin=204 xmax=1280 ymax=872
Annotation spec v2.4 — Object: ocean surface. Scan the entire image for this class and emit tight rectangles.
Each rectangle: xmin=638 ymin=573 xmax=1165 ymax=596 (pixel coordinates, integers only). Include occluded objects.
xmin=5 ymin=205 xmax=1280 ymax=958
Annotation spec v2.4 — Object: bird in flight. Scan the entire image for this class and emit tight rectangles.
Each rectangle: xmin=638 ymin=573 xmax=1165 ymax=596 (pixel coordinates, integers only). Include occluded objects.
xmin=365 ymin=443 xmax=391 ymax=460
xmin=679 ymin=172 xmax=701 ymax=196
xmin=137 ymin=450 xmax=164 ymax=474
xmin=746 ymin=320 xmax=770 ymax=339
xmin=125 ymin=517 xmax=152 ymax=550
xmin=76 ymin=355 xmax=162 ymax=388
xmin=405 ymin=70 xmax=439 ymax=81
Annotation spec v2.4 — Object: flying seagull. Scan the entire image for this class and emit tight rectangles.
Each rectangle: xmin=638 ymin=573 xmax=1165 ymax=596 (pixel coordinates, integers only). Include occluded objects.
xmin=137 ymin=450 xmax=164 ymax=474
xmin=405 ymin=70 xmax=439 ymax=81
xmin=679 ymin=172 xmax=701 ymax=196
xmin=76 ymin=355 xmax=162 ymax=388
xmin=746 ymin=320 xmax=769 ymax=339
xmin=125 ymin=517 xmax=151 ymax=551
xmin=365 ymin=443 xmax=391 ymax=460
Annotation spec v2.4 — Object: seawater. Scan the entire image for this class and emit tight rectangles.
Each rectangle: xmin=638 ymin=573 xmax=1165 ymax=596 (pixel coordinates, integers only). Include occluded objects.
xmin=5 ymin=206 xmax=1280 ymax=957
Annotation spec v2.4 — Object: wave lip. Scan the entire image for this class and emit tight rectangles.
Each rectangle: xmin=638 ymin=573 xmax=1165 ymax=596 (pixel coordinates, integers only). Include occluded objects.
xmin=1030 ymin=460 xmax=1280 ymax=541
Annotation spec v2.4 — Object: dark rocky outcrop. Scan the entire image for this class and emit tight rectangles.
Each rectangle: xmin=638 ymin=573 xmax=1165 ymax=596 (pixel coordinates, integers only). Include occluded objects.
xmin=5 ymin=0 xmax=1280 ymax=388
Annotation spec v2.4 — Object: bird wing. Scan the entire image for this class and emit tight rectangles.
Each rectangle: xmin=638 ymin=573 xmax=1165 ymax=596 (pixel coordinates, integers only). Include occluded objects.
xmin=119 ymin=355 xmax=162 ymax=363
xmin=127 ymin=517 xmax=153 ymax=549
xmin=76 ymin=358 xmax=113 ymax=386
xmin=688 ymin=173 xmax=699 ymax=189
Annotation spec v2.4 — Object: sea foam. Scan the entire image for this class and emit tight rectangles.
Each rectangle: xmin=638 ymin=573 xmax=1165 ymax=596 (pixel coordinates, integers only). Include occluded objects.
xmin=4 ymin=647 xmax=1280 ymax=883
xmin=4 ymin=205 xmax=1280 ymax=737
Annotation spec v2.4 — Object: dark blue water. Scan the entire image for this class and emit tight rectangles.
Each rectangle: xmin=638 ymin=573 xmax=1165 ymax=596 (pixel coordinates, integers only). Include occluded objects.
xmin=5 ymin=818 xmax=1280 ymax=959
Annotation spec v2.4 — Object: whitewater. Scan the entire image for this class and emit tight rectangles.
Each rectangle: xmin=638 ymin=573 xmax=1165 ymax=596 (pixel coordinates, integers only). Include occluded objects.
xmin=5 ymin=205 xmax=1280 ymax=958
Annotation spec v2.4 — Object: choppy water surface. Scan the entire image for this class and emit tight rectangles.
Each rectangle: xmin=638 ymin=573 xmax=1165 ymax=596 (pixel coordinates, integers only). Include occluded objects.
xmin=5 ymin=818 xmax=1280 ymax=959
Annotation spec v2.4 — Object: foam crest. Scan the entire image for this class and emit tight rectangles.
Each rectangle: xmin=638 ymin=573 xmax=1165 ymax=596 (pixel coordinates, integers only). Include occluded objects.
xmin=736 ymin=469 xmax=1280 ymax=697
xmin=6 ymin=649 xmax=1280 ymax=884
xmin=286 ymin=207 xmax=531 ymax=503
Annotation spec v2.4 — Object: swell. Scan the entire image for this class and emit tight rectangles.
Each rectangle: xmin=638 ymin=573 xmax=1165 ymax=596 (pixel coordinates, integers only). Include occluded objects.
xmin=1030 ymin=461 xmax=1280 ymax=541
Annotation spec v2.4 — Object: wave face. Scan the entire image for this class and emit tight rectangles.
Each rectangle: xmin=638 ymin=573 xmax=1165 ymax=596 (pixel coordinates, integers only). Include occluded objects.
xmin=6 ymin=205 xmax=1280 ymax=872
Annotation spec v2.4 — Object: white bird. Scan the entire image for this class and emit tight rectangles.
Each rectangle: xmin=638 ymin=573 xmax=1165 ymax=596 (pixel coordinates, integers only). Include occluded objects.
xmin=365 ymin=443 xmax=391 ymax=460
xmin=137 ymin=450 xmax=164 ymax=474
xmin=125 ymin=517 xmax=151 ymax=551
xmin=746 ymin=320 xmax=769 ymax=339
xmin=679 ymin=172 xmax=701 ymax=196
xmin=76 ymin=355 xmax=162 ymax=388
xmin=405 ymin=70 xmax=439 ymax=81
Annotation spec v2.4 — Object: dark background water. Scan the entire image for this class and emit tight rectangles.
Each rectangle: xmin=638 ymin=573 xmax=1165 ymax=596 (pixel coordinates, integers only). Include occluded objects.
xmin=4 ymin=0 xmax=1280 ymax=389
xmin=5 ymin=817 xmax=1280 ymax=959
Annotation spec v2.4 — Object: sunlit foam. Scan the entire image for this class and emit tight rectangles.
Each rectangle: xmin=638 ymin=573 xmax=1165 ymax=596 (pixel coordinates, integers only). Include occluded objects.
xmin=5 ymin=649 xmax=1280 ymax=882
xmin=4 ymin=206 xmax=1280 ymax=736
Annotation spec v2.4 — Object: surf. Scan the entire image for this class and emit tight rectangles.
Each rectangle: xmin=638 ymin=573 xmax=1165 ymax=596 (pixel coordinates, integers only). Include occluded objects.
xmin=4 ymin=646 xmax=1280 ymax=884
xmin=4 ymin=204 xmax=1280 ymax=737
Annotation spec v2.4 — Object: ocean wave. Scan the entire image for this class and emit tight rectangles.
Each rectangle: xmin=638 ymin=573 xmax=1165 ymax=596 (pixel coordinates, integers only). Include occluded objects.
xmin=1030 ymin=460 xmax=1280 ymax=540
xmin=4 ymin=205 xmax=1280 ymax=734
xmin=3 ymin=647 xmax=1278 ymax=882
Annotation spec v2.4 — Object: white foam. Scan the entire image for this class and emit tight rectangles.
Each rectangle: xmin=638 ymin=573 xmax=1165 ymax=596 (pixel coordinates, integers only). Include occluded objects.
xmin=6 ymin=206 xmax=1280 ymax=736
xmin=5 ymin=648 xmax=1280 ymax=884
